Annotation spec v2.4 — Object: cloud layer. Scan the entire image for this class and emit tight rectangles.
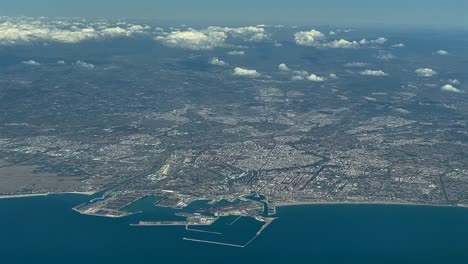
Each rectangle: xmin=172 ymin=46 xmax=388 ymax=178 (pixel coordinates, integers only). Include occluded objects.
xmin=157 ymin=30 xmax=226 ymax=50
xmin=2 ymin=17 xmax=397 ymax=57
xmin=208 ymin=26 xmax=269 ymax=42
xmin=0 ymin=17 xmax=149 ymax=45
xmin=156 ymin=26 xmax=268 ymax=50
xmin=294 ymin=29 xmax=388 ymax=49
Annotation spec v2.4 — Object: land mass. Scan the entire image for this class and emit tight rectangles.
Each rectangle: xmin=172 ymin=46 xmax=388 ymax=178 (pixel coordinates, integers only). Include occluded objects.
xmin=0 ymin=22 xmax=467 ymax=224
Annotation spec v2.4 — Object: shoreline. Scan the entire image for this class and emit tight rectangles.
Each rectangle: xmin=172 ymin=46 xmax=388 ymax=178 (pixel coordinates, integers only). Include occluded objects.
xmin=1 ymin=192 xmax=467 ymax=210
xmin=274 ymin=200 xmax=468 ymax=209
xmin=0 ymin=191 xmax=96 ymax=199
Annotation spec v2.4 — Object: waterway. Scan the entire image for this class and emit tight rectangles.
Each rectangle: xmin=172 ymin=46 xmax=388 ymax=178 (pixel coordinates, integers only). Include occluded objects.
xmin=1 ymin=194 xmax=468 ymax=263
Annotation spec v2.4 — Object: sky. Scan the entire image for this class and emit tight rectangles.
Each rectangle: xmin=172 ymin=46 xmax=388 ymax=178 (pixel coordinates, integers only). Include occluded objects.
xmin=1 ymin=0 xmax=467 ymax=27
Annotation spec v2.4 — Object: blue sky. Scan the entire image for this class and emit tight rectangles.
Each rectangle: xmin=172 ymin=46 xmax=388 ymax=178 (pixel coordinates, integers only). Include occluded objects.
xmin=1 ymin=0 xmax=467 ymax=27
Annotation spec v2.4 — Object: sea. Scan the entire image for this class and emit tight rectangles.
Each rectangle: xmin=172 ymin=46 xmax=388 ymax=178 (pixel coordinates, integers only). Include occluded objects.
xmin=1 ymin=194 xmax=468 ymax=264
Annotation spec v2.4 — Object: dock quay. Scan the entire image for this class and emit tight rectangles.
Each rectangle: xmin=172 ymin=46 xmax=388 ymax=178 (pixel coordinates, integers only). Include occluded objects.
xmin=131 ymin=221 xmax=187 ymax=226
xmin=131 ymin=216 xmax=218 ymax=227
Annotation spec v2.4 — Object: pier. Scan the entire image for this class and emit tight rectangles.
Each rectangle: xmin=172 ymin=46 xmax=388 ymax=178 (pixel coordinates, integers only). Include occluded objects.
xmin=131 ymin=221 xmax=187 ymax=226
xmin=183 ymin=216 xmax=277 ymax=248
xmin=182 ymin=238 xmax=245 ymax=248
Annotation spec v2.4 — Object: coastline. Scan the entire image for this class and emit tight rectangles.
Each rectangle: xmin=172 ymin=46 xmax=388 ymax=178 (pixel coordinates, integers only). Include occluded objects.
xmin=274 ymin=200 xmax=468 ymax=209
xmin=0 ymin=191 xmax=96 ymax=199
xmin=1 ymin=192 xmax=467 ymax=210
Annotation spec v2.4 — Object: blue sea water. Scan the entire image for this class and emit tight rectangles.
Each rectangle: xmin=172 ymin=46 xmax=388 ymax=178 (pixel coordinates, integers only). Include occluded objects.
xmin=1 ymin=194 xmax=468 ymax=264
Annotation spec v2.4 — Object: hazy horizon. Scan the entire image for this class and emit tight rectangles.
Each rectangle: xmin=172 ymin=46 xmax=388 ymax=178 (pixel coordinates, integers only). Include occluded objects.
xmin=1 ymin=0 xmax=467 ymax=28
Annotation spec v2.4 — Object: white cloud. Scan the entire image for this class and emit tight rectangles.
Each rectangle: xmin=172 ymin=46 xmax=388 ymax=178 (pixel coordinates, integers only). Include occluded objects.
xmin=325 ymin=39 xmax=359 ymax=49
xmin=291 ymin=76 xmax=304 ymax=81
xmin=128 ymin=25 xmax=145 ymax=32
xmin=295 ymin=30 xmax=387 ymax=49
xmin=75 ymin=60 xmax=95 ymax=69
xmin=435 ymin=50 xmax=449 ymax=55
xmin=360 ymin=70 xmax=388 ymax=76
xmin=233 ymin=67 xmax=260 ymax=77
xmin=57 ymin=60 xmax=66 ymax=65
xmin=227 ymin=50 xmax=245 ymax=56
xmin=394 ymin=108 xmax=410 ymax=114
xmin=377 ymin=52 xmax=396 ymax=60
xmin=307 ymin=74 xmax=325 ymax=82
xmin=49 ymin=28 xmax=99 ymax=43
xmin=273 ymin=42 xmax=283 ymax=47
xmin=292 ymin=70 xmax=309 ymax=77
xmin=392 ymin=43 xmax=405 ymax=48
xmin=441 ymin=84 xmax=463 ymax=93
xmin=359 ymin=37 xmax=387 ymax=45
xmin=101 ymin=27 xmax=131 ymax=37
xmin=344 ymin=62 xmax=368 ymax=67
xmin=0 ymin=17 xmax=150 ymax=45
xmin=209 ymin=57 xmax=228 ymax=66
xmin=22 ymin=60 xmax=40 ymax=66
xmin=359 ymin=39 xmax=368 ymax=45
xmin=373 ymin=37 xmax=388 ymax=44
xmin=448 ymin=79 xmax=461 ymax=85
xmin=158 ymin=30 xmax=227 ymax=50
xmin=329 ymin=73 xmax=338 ymax=79
xmin=415 ymin=68 xmax=437 ymax=77
xmin=278 ymin=63 xmax=290 ymax=71
xmin=294 ymin=29 xmax=325 ymax=46
xmin=209 ymin=26 xmax=269 ymax=42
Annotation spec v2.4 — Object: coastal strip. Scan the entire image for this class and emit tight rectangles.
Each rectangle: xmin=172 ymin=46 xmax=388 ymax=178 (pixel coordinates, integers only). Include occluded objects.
xmin=275 ymin=200 xmax=468 ymax=209
xmin=0 ymin=191 xmax=96 ymax=199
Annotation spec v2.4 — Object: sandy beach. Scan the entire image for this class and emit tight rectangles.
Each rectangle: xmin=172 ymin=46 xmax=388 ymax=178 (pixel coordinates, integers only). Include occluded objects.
xmin=275 ymin=200 xmax=468 ymax=209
